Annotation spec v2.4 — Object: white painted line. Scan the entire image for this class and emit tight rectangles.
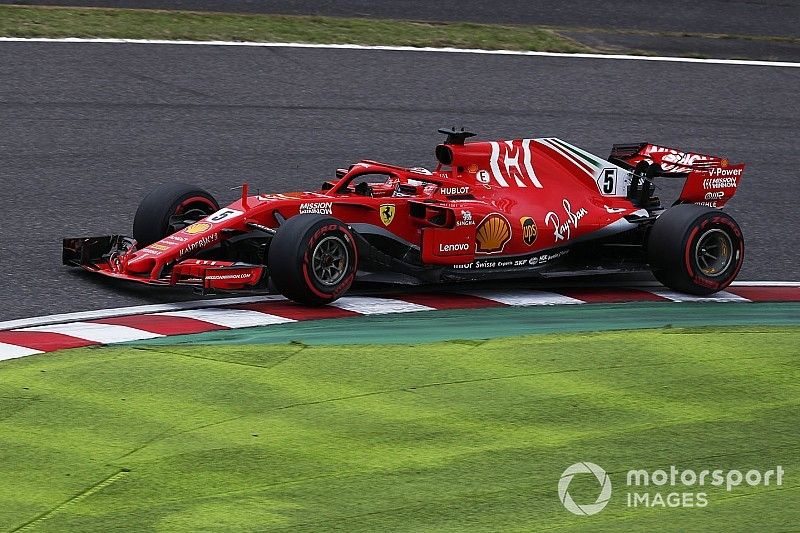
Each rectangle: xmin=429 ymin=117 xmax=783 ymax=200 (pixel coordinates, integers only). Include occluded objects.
xmin=18 ymin=322 xmax=163 ymax=343
xmin=0 ymin=342 xmax=43 ymax=361
xmin=156 ymin=308 xmax=294 ymax=328
xmin=465 ymin=290 xmax=584 ymax=306
xmin=0 ymin=38 xmax=798 ymax=68
xmin=731 ymin=281 xmax=800 ymax=287
xmin=332 ymin=296 xmax=434 ymax=315
xmin=0 ymin=295 xmax=286 ymax=331
xmin=648 ymin=290 xmax=750 ymax=303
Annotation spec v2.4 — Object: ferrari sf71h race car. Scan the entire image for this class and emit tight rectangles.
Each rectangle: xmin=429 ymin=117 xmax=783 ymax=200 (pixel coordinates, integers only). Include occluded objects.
xmin=64 ymin=129 xmax=745 ymax=305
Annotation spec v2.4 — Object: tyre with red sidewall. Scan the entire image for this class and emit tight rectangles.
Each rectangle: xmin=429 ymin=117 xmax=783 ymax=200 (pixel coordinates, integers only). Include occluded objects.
xmin=133 ymin=183 xmax=219 ymax=246
xmin=647 ymin=204 xmax=744 ymax=295
xmin=268 ymin=214 xmax=358 ymax=305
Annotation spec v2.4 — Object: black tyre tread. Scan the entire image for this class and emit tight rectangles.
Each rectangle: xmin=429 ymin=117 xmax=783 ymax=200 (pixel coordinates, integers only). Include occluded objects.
xmin=133 ymin=183 xmax=218 ymax=246
xmin=648 ymin=204 xmax=742 ymax=295
xmin=268 ymin=215 xmax=356 ymax=305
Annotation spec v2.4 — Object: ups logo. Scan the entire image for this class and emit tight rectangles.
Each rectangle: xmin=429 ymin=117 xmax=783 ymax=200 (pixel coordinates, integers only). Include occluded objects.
xmin=520 ymin=217 xmax=537 ymax=246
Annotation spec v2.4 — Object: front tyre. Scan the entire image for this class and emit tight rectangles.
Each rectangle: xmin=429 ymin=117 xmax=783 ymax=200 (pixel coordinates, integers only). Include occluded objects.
xmin=268 ymin=215 xmax=358 ymax=305
xmin=647 ymin=204 xmax=744 ymax=295
xmin=133 ymin=183 xmax=219 ymax=246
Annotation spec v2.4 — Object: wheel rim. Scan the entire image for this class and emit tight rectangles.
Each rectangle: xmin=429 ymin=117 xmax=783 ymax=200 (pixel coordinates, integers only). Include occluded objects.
xmin=311 ymin=236 xmax=349 ymax=286
xmin=694 ymin=228 xmax=733 ymax=276
xmin=167 ymin=197 xmax=217 ymax=233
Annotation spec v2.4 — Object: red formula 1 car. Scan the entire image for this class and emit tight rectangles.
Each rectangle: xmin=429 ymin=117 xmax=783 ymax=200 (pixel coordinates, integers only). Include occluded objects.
xmin=64 ymin=129 xmax=745 ymax=305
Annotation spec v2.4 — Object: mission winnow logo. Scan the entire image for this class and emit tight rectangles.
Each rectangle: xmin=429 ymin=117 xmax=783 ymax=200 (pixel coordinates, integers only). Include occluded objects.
xmin=558 ymin=462 xmax=784 ymax=515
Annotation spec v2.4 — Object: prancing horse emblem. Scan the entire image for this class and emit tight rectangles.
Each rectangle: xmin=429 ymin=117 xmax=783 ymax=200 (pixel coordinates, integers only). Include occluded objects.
xmin=380 ymin=204 xmax=396 ymax=226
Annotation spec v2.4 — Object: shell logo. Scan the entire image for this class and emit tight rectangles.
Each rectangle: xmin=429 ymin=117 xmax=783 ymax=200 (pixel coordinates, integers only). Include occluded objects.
xmin=476 ymin=213 xmax=512 ymax=254
xmin=184 ymin=222 xmax=212 ymax=235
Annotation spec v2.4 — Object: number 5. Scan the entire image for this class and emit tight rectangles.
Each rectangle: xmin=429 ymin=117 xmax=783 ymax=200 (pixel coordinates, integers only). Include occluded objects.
xmin=602 ymin=168 xmax=615 ymax=194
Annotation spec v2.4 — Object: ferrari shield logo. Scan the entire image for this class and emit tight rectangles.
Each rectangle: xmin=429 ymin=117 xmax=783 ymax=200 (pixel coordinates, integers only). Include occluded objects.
xmin=379 ymin=204 xmax=396 ymax=226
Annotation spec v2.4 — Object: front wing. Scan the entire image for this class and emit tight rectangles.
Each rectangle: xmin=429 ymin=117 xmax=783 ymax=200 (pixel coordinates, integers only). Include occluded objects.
xmin=63 ymin=236 xmax=266 ymax=292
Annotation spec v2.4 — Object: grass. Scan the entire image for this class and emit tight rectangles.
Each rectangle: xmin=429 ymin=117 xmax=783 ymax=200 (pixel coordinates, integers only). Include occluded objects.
xmin=0 ymin=325 xmax=798 ymax=531
xmin=557 ymin=25 xmax=800 ymax=45
xmin=0 ymin=5 xmax=589 ymax=52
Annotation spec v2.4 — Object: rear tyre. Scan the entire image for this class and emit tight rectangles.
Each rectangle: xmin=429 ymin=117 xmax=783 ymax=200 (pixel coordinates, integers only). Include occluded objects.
xmin=268 ymin=215 xmax=358 ymax=305
xmin=133 ymin=183 xmax=219 ymax=246
xmin=647 ymin=204 xmax=744 ymax=295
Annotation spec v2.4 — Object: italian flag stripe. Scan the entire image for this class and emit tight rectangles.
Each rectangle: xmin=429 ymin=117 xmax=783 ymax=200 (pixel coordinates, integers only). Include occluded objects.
xmin=551 ymin=138 xmax=602 ymax=169
xmin=537 ymin=139 xmax=594 ymax=177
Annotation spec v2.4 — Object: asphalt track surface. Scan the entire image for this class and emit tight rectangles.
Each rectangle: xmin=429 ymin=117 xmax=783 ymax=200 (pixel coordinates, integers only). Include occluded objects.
xmin=4 ymin=0 xmax=799 ymax=38
xmin=0 ymin=41 xmax=798 ymax=320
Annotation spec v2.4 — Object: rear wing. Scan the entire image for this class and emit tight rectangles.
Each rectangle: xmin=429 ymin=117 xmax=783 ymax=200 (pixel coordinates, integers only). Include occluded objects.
xmin=609 ymin=142 xmax=744 ymax=208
